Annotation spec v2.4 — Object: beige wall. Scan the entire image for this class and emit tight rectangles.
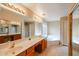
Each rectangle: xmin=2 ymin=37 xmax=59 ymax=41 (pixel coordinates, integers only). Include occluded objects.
xmin=47 ymin=21 xmax=60 ymax=39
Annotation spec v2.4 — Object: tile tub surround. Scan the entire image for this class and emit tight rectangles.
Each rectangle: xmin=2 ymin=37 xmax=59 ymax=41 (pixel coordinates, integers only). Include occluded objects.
xmin=0 ymin=37 xmax=46 ymax=56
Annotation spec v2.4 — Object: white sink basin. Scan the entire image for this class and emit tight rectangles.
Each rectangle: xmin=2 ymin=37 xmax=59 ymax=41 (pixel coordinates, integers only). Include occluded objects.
xmin=5 ymin=46 xmax=23 ymax=56
xmin=0 ymin=42 xmax=10 ymax=50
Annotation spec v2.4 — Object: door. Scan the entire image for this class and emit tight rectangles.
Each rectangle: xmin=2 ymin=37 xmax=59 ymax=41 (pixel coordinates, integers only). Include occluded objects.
xmin=60 ymin=16 xmax=68 ymax=46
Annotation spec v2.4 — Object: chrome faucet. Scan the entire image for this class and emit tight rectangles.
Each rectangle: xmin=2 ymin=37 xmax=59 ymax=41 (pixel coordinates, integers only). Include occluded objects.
xmin=29 ymin=38 xmax=31 ymax=40
xmin=10 ymin=42 xmax=15 ymax=48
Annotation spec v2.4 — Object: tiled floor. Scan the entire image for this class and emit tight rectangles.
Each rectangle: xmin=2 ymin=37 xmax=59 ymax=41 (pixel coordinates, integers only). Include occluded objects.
xmin=35 ymin=45 xmax=79 ymax=56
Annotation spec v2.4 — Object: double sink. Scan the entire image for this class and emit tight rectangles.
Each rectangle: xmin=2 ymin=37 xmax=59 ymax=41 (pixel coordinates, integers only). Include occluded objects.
xmin=0 ymin=37 xmax=43 ymax=56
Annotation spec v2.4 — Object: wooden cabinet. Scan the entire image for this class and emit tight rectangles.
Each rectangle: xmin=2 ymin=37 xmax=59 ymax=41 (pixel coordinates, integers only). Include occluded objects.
xmin=14 ymin=34 xmax=21 ymax=40
xmin=44 ymin=39 xmax=47 ymax=48
xmin=0 ymin=36 xmax=13 ymax=44
xmin=41 ymin=39 xmax=47 ymax=51
xmin=0 ymin=36 xmax=5 ymax=44
xmin=34 ymin=41 xmax=40 ymax=47
xmin=34 ymin=39 xmax=47 ymax=53
xmin=26 ymin=46 xmax=34 ymax=56
xmin=17 ymin=46 xmax=34 ymax=56
xmin=17 ymin=39 xmax=47 ymax=56
xmin=0 ymin=34 xmax=21 ymax=44
xmin=26 ymin=52 xmax=34 ymax=56
xmin=41 ymin=39 xmax=45 ymax=51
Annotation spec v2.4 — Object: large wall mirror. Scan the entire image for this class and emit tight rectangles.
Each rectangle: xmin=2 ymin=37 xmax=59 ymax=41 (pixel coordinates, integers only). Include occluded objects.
xmin=0 ymin=18 xmax=22 ymax=44
xmin=0 ymin=19 xmax=21 ymax=34
xmin=0 ymin=5 xmax=22 ymax=44
xmin=72 ymin=4 xmax=79 ymax=56
xmin=0 ymin=19 xmax=9 ymax=34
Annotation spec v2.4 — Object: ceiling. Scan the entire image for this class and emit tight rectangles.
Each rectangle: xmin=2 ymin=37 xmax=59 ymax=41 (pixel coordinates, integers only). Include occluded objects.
xmin=0 ymin=3 xmax=75 ymax=22
xmin=21 ymin=3 xmax=71 ymax=21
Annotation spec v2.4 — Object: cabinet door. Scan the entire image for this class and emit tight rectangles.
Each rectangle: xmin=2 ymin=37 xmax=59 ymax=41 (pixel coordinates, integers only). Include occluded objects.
xmin=26 ymin=52 xmax=34 ymax=56
xmin=14 ymin=34 xmax=21 ymax=40
xmin=41 ymin=40 xmax=45 ymax=51
xmin=0 ymin=36 xmax=4 ymax=44
xmin=45 ymin=39 xmax=47 ymax=48
xmin=41 ymin=39 xmax=47 ymax=51
xmin=26 ymin=46 xmax=34 ymax=56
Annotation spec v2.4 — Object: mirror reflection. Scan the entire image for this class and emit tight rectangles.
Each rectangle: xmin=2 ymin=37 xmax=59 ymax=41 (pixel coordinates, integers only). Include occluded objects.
xmin=0 ymin=8 xmax=22 ymax=44
xmin=0 ymin=19 xmax=21 ymax=43
xmin=0 ymin=19 xmax=9 ymax=34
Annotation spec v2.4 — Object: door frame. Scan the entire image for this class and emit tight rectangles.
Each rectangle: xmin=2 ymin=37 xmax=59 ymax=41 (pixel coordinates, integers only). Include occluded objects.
xmin=68 ymin=3 xmax=79 ymax=56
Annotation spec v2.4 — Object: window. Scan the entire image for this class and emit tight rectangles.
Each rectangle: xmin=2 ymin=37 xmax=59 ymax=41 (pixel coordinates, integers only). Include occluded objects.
xmin=72 ymin=5 xmax=79 ymax=44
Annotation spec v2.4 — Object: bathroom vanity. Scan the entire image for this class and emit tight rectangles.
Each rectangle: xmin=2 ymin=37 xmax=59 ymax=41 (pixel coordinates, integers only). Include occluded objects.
xmin=17 ymin=38 xmax=47 ymax=56
xmin=0 ymin=37 xmax=47 ymax=56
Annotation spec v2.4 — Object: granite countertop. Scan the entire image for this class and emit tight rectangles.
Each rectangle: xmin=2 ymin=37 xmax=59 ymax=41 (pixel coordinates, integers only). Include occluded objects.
xmin=0 ymin=37 xmax=44 ymax=56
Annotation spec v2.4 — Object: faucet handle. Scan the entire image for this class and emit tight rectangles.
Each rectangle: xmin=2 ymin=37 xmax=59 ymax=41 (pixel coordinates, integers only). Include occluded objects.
xmin=29 ymin=38 xmax=31 ymax=40
xmin=10 ymin=42 xmax=15 ymax=48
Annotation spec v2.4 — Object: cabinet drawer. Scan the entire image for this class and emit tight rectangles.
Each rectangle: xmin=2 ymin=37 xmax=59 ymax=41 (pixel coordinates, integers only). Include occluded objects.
xmin=26 ymin=52 xmax=34 ymax=56
xmin=26 ymin=46 xmax=34 ymax=54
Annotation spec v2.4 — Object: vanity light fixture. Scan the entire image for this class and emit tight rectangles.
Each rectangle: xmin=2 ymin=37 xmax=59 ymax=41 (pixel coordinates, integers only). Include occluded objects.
xmin=1 ymin=3 xmax=25 ymax=15
xmin=0 ymin=19 xmax=9 ymax=27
